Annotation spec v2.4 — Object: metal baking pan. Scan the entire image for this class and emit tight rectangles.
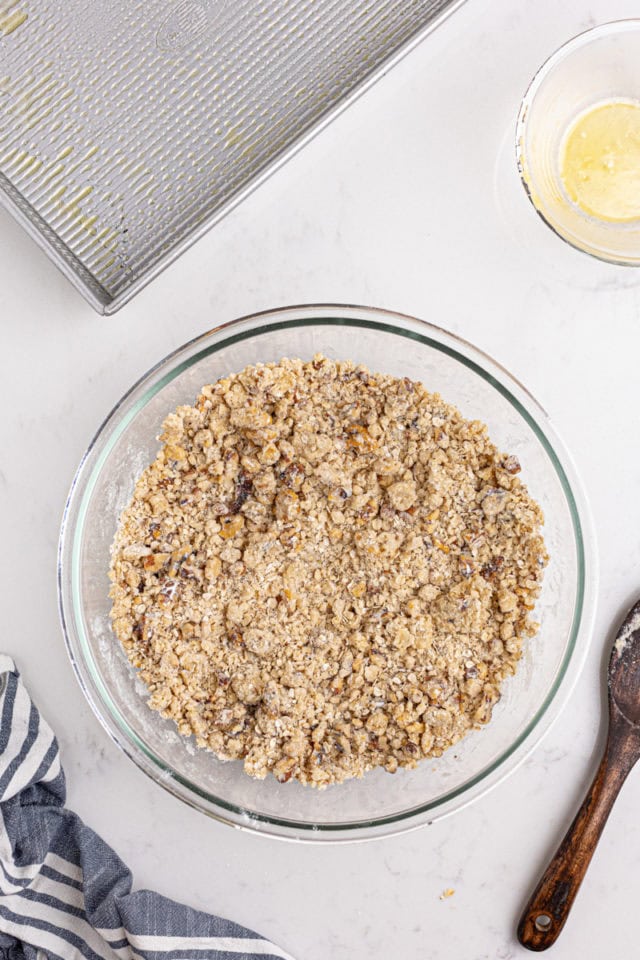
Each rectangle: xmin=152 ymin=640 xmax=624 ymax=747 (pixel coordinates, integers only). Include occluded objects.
xmin=0 ymin=0 xmax=465 ymax=313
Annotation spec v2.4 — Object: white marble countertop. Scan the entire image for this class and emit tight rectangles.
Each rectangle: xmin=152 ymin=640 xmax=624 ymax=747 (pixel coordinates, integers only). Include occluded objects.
xmin=2 ymin=0 xmax=640 ymax=956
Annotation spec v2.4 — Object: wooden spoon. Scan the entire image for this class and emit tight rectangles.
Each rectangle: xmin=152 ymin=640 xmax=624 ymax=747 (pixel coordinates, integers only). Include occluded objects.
xmin=518 ymin=598 xmax=640 ymax=951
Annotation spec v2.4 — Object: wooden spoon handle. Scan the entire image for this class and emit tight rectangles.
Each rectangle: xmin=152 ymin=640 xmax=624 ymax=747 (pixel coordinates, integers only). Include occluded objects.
xmin=518 ymin=723 xmax=638 ymax=951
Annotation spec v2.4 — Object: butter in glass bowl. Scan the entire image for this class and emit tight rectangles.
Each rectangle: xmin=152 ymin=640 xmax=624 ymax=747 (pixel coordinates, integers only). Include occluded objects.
xmin=517 ymin=20 xmax=640 ymax=265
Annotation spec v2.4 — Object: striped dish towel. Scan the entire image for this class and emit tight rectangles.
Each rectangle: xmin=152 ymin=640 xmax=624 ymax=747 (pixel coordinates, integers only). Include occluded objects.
xmin=0 ymin=656 xmax=296 ymax=960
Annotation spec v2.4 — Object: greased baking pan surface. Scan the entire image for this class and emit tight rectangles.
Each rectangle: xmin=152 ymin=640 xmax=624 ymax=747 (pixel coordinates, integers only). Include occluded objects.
xmin=0 ymin=0 xmax=463 ymax=312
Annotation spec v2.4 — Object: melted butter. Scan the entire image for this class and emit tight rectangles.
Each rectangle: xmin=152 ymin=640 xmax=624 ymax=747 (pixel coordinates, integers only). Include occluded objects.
xmin=0 ymin=8 xmax=27 ymax=36
xmin=561 ymin=99 xmax=640 ymax=222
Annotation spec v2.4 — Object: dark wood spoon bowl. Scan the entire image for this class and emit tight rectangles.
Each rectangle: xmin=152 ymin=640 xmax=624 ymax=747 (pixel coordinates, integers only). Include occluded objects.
xmin=518 ymin=598 xmax=640 ymax=951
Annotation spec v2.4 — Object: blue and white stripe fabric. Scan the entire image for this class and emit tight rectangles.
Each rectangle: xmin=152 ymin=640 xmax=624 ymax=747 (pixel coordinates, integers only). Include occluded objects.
xmin=0 ymin=656 xmax=295 ymax=960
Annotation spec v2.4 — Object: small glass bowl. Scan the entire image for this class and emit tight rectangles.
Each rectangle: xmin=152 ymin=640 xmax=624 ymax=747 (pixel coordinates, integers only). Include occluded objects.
xmin=517 ymin=20 xmax=640 ymax=265
xmin=58 ymin=305 xmax=597 ymax=842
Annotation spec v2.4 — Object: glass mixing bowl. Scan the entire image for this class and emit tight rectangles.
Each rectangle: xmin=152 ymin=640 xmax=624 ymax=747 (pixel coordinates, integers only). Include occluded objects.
xmin=58 ymin=305 xmax=597 ymax=841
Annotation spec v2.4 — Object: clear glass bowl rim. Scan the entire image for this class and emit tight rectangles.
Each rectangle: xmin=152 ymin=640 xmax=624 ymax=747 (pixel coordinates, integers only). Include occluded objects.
xmin=58 ymin=303 xmax=597 ymax=842
xmin=515 ymin=18 xmax=640 ymax=267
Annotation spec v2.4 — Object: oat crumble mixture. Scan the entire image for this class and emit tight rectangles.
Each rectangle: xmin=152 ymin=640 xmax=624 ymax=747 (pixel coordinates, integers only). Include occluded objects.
xmin=109 ymin=355 xmax=548 ymax=787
